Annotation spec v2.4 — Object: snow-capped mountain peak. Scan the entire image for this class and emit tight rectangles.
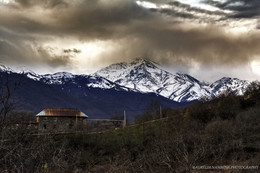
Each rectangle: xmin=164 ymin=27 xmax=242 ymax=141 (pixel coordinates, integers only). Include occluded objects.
xmin=130 ymin=58 xmax=158 ymax=68
xmin=95 ymin=58 xmax=169 ymax=91
xmin=210 ymin=77 xmax=250 ymax=95
xmin=95 ymin=59 xmax=212 ymax=102
xmin=94 ymin=59 xmax=250 ymax=102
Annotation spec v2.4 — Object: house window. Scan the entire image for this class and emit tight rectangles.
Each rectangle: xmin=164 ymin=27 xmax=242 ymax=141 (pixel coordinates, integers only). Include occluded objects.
xmin=69 ymin=123 xmax=73 ymax=129
xmin=43 ymin=124 xmax=47 ymax=129
xmin=53 ymin=125 xmax=56 ymax=129
xmin=54 ymin=117 xmax=57 ymax=122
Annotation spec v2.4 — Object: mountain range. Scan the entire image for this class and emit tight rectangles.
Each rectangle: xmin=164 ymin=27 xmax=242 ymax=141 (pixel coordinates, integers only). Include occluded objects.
xmin=95 ymin=59 xmax=250 ymax=102
xmin=0 ymin=59 xmax=250 ymax=120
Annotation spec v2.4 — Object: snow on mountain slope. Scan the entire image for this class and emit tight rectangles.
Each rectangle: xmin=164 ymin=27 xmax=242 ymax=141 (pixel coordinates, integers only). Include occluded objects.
xmin=40 ymin=72 xmax=74 ymax=84
xmin=23 ymin=71 xmax=41 ymax=81
xmin=210 ymin=77 xmax=250 ymax=96
xmin=95 ymin=59 xmax=165 ymax=90
xmin=95 ymin=58 xmax=250 ymax=102
xmin=95 ymin=59 xmax=213 ymax=102
xmin=0 ymin=62 xmax=251 ymax=102
xmin=23 ymin=71 xmax=128 ymax=90
xmin=158 ymin=73 xmax=212 ymax=102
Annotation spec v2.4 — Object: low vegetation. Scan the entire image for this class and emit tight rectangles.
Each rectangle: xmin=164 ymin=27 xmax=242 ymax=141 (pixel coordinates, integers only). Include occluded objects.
xmin=0 ymin=82 xmax=260 ymax=172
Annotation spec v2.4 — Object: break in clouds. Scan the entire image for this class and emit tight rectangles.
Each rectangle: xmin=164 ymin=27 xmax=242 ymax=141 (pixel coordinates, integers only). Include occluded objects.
xmin=0 ymin=0 xmax=260 ymax=78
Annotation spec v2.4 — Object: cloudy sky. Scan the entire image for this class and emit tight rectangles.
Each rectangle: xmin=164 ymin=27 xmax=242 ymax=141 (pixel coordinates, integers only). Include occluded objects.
xmin=0 ymin=0 xmax=260 ymax=82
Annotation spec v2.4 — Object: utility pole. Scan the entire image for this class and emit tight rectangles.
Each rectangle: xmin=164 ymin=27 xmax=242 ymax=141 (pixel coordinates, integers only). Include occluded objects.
xmin=123 ymin=110 xmax=126 ymax=128
xmin=76 ymin=114 xmax=78 ymax=133
xmin=160 ymin=105 xmax=162 ymax=119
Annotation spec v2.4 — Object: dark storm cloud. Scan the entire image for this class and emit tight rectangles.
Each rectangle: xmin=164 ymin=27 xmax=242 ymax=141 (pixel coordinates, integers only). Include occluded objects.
xmin=0 ymin=40 xmax=21 ymax=62
xmin=37 ymin=47 xmax=72 ymax=67
xmin=0 ymin=0 xmax=260 ymax=68
xmin=203 ymin=0 xmax=260 ymax=18
xmin=150 ymin=8 xmax=196 ymax=19
xmin=167 ymin=1 xmax=225 ymax=16
xmin=140 ymin=0 xmax=226 ymax=19
xmin=0 ymin=28 xmax=36 ymax=63
xmin=0 ymin=27 xmax=72 ymax=67
xmin=13 ymin=0 xmax=68 ymax=8
xmin=0 ymin=0 xmax=153 ymax=40
xmin=104 ymin=25 xmax=260 ymax=66
xmin=63 ymin=48 xmax=81 ymax=54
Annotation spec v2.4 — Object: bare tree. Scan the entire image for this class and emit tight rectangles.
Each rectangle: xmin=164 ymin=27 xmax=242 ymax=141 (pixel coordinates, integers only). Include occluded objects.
xmin=0 ymin=72 xmax=22 ymax=124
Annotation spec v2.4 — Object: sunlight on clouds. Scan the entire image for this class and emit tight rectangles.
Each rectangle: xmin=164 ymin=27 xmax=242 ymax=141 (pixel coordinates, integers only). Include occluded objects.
xmin=0 ymin=0 xmax=12 ymax=7
xmin=136 ymin=1 xmax=173 ymax=10
xmin=178 ymin=0 xmax=220 ymax=11
xmin=227 ymin=19 xmax=259 ymax=34
xmin=136 ymin=1 xmax=157 ymax=9
xmin=78 ymin=43 xmax=105 ymax=59
xmin=0 ymin=0 xmax=13 ymax=4
xmin=38 ymin=39 xmax=116 ymax=74
xmin=136 ymin=0 xmax=253 ymax=35
xmin=251 ymin=60 xmax=260 ymax=76
xmin=73 ymin=41 xmax=116 ymax=74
